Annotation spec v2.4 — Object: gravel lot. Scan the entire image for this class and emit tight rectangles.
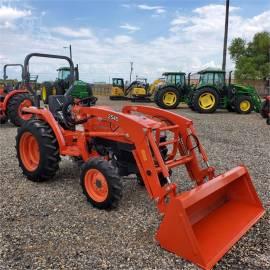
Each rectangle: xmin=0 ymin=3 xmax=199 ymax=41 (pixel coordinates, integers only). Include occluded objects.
xmin=0 ymin=97 xmax=269 ymax=270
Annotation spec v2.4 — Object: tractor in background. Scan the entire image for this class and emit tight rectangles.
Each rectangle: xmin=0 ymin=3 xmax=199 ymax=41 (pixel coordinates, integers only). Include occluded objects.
xmin=109 ymin=77 xmax=149 ymax=101
xmin=154 ymin=72 xmax=192 ymax=109
xmin=110 ymin=77 xmax=164 ymax=102
xmin=40 ymin=65 xmax=79 ymax=104
xmin=155 ymin=68 xmax=262 ymax=114
xmin=0 ymin=64 xmax=35 ymax=125
xmin=191 ymin=68 xmax=262 ymax=114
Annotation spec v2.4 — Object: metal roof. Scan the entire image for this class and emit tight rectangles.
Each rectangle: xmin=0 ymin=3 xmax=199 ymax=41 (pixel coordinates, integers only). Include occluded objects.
xmin=162 ymin=72 xmax=186 ymax=76
xmin=197 ymin=68 xmax=225 ymax=74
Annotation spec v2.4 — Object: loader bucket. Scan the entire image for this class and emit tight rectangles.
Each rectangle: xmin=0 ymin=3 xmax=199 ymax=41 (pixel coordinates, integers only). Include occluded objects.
xmin=156 ymin=166 xmax=265 ymax=270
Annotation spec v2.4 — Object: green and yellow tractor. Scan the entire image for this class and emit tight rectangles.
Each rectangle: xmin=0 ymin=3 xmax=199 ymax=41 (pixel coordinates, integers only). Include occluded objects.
xmin=191 ymin=68 xmax=262 ymax=114
xmin=155 ymin=68 xmax=262 ymax=114
xmin=40 ymin=66 xmax=79 ymax=104
xmin=154 ymin=72 xmax=193 ymax=109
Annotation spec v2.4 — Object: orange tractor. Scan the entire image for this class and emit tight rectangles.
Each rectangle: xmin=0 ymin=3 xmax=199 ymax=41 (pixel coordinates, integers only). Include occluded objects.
xmin=0 ymin=64 xmax=34 ymax=125
xmin=16 ymin=53 xmax=265 ymax=270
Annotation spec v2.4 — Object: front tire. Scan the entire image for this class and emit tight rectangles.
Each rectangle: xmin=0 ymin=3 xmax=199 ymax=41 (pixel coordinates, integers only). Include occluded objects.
xmin=235 ymin=96 xmax=253 ymax=114
xmin=7 ymin=93 xmax=34 ymax=126
xmin=155 ymin=87 xmax=180 ymax=109
xmin=192 ymin=88 xmax=219 ymax=113
xmin=81 ymin=158 xmax=122 ymax=209
xmin=16 ymin=120 xmax=60 ymax=181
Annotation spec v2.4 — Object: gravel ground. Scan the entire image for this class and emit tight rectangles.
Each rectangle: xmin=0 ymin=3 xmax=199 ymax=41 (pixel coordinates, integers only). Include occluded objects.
xmin=0 ymin=96 xmax=269 ymax=270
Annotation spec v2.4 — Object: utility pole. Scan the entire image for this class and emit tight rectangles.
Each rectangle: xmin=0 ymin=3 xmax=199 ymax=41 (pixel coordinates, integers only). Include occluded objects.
xmin=130 ymin=62 xmax=134 ymax=82
xmin=222 ymin=0 xmax=230 ymax=71
xmin=63 ymin=44 xmax=72 ymax=59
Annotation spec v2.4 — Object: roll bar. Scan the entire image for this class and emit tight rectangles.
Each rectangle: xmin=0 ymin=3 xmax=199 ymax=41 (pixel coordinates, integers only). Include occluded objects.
xmin=3 ymin=64 xmax=24 ymax=81
xmin=23 ymin=53 xmax=75 ymax=107
xmin=23 ymin=53 xmax=75 ymax=92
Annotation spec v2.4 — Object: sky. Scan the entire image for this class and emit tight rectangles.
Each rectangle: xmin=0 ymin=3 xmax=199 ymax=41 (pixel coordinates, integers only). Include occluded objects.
xmin=0 ymin=0 xmax=269 ymax=83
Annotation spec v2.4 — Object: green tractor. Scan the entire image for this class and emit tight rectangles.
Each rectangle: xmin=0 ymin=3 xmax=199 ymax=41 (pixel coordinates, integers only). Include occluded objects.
xmin=40 ymin=66 xmax=79 ymax=104
xmin=155 ymin=68 xmax=262 ymax=114
xmin=24 ymin=53 xmax=94 ymax=111
xmin=191 ymin=68 xmax=262 ymax=114
xmin=154 ymin=72 xmax=192 ymax=109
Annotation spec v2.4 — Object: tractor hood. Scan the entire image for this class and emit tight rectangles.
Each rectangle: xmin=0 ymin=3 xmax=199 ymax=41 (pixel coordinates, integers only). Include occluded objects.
xmin=231 ymin=83 xmax=254 ymax=91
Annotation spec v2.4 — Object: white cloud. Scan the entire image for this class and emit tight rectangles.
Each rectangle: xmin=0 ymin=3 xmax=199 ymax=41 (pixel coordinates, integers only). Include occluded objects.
xmin=0 ymin=5 xmax=31 ymax=28
xmin=156 ymin=8 xmax=166 ymax=14
xmin=171 ymin=16 xmax=189 ymax=26
xmin=110 ymin=35 xmax=133 ymax=44
xmin=137 ymin=4 xmax=163 ymax=10
xmin=121 ymin=4 xmax=131 ymax=9
xmin=51 ymin=27 xmax=94 ymax=38
xmin=171 ymin=4 xmax=270 ymax=40
xmin=170 ymin=16 xmax=189 ymax=32
xmin=120 ymin=23 xmax=140 ymax=33
xmin=137 ymin=4 xmax=166 ymax=15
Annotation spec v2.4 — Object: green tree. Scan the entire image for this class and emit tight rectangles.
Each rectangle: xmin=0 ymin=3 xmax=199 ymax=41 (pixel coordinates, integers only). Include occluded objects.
xmin=229 ymin=32 xmax=270 ymax=80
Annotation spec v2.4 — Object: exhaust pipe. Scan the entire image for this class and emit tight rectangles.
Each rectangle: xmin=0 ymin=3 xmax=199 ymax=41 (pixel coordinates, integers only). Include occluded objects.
xmin=188 ymin=72 xmax=191 ymax=86
xmin=229 ymin=71 xmax=232 ymax=85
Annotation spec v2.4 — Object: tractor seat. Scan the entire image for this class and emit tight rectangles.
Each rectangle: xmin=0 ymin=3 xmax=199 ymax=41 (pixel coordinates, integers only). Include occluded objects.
xmin=48 ymin=95 xmax=68 ymax=127
xmin=48 ymin=95 xmax=66 ymax=115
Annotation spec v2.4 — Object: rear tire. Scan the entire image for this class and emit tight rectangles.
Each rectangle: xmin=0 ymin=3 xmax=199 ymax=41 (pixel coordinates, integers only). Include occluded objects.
xmin=7 ymin=93 xmax=34 ymax=126
xmin=235 ymin=96 xmax=253 ymax=114
xmin=192 ymin=88 xmax=219 ymax=113
xmin=155 ymin=87 xmax=180 ymax=109
xmin=81 ymin=158 xmax=122 ymax=209
xmin=16 ymin=120 xmax=60 ymax=181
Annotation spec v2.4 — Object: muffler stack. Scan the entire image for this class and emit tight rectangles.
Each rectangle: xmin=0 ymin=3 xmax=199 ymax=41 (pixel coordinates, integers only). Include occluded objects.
xmin=156 ymin=166 xmax=265 ymax=270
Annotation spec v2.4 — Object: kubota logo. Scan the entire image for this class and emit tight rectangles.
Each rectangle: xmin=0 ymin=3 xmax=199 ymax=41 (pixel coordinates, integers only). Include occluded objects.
xmin=108 ymin=114 xmax=119 ymax=121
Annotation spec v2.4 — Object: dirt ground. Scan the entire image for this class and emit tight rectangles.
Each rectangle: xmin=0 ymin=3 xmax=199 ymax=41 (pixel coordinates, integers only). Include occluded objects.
xmin=0 ymin=96 xmax=269 ymax=270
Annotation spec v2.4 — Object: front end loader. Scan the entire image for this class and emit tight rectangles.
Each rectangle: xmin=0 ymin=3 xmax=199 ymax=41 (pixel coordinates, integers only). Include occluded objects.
xmin=16 ymin=53 xmax=265 ymax=270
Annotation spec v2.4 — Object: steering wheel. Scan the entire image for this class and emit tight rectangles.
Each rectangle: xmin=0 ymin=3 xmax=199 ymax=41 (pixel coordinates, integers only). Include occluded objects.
xmin=62 ymin=96 xmax=97 ymax=126
xmin=75 ymin=96 xmax=98 ymax=106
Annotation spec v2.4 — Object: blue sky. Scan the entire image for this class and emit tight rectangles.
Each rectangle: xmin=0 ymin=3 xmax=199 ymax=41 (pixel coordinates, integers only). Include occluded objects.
xmin=0 ymin=0 xmax=269 ymax=82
